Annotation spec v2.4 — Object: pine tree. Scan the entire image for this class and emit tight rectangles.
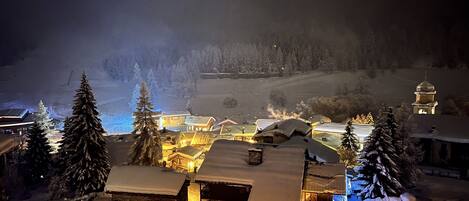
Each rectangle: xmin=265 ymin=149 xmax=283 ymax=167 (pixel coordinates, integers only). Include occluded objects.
xmin=341 ymin=121 xmax=359 ymax=151
xmin=339 ymin=121 xmax=359 ymax=167
xmin=49 ymin=117 xmax=72 ymax=200
xmin=36 ymin=100 xmax=54 ymax=136
xmin=397 ymin=125 xmax=420 ymax=189
xmin=357 ymin=112 xmax=403 ymax=199
xmin=129 ymin=81 xmax=162 ymax=166
xmin=23 ymin=122 xmax=52 ymax=185
xmin=63 ymin=73 xmax=110 ymax=196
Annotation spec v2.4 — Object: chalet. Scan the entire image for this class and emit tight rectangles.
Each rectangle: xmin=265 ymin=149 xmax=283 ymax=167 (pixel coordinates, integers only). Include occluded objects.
xmin=220 ymin=124 xmax=257 ymax=142
xmin=168 ymin=146 xmax=204 ymax=172
xmin=105 ymin=166 xmax=190 ymax=201
xmin=195 ymin=140 xmax=306 ymax=201
xmin=156 ymin=111 xmax=191 ymax=131
xmin=254 ymin=119 xmax=311 ymax=144
xmin=184 ymin=116 xmax=216 ymax=132
xmin=177 ymin=131 xmax=215 ymax=147
xmin=212 ymin=118 xmax=238 ymax=131
xmin=254 ymin=119 xmax=279 ymax=131
xmin=0 ymin=109 xmax=36 ymax=134
xmin=302 ymin=162 xmax=346 ymax=201
xmin=281 ymin=136 xmax=340 ymax=163
xmin=406 ymin=114 xmax=469 ymax=178
xmin=312 ymin=122 xmax=373 ymax=150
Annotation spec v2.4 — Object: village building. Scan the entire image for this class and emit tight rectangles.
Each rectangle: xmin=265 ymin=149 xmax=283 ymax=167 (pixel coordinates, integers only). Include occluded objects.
xmin=253 ymin=119 xmax=311 ymax=144
xmin=219 ymin=124 xmax=257 ymax=142
xmin=195 ymin=140 xmax=306 ymax=201
xmin=212 ymin=118 xmax=238 ymax=131
xmin=254 ymin=119 xmax=279 ymax=131
xmin=105 ymin=165 xmax=190 ymax=201
xmin=0 ymin=109 xmax=36 ymax=135
xmin=302 ymin=162 xmax=346 ymax=201
xmin=168 ymin=146 xmax=204 ymax=173
xmin=412 ymin=80 xmax=438 ymax=115
xmin=155 ymin=111 xmax=191 ymax=131
xmin=184 ymin=116 xmax=216 ymax=132
xmin=406 ymin=114 xmax=469 ymax=179
xmin=311 ymin=122 xmax=373 ymax=150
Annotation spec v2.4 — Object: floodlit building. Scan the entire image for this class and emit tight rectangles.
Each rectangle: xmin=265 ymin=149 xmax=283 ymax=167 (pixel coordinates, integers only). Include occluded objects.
xmin=219 ymin=124 xmax=257 ymax=142
xmin=105 ymin=165 xmax=190 ymax=201
xmin=0 ymin=109 xmax=36 ymax=134
xmin=412 ymin=80 xmax=438 ymax=115
xmin=155 ymin=111 xmax=191 ymax=131
xmin=184 ymin=116 xmax=216 ymax=132
xmin=168 ymin=145 xmax=204 ymax=172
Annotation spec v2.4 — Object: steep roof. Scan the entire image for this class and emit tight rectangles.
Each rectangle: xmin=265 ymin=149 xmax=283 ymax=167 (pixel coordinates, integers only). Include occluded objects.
xmin=195 ymin=140 xmax=305 ymax=201
xmin=0 ymin=109 xmax=28 ymax=119
xmin=255 ymin=119 xmax=279 ymax=131
xmin=220 ymin=124 xmax=257 ymax=136
xmin=406 ymin=114 xmax=469 ymax=143
xmin=255 ymin=119 xmax=311 ymax=139
xmin=105 ymin=166 xmax=187 ymax=196
xmin=184 ymin=116 xmax=215 ymax=126
xmin=171 ymin=145 xmax=204 ymax=159
xmin=303 ymin=162 xmax=346 ymax=195
xmin=280 ymin=136 xmax=340 ymax=163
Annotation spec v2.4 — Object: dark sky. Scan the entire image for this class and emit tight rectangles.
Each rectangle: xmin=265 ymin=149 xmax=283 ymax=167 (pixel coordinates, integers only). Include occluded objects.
xmin=1 ymin=0 xmax=469 ymax=68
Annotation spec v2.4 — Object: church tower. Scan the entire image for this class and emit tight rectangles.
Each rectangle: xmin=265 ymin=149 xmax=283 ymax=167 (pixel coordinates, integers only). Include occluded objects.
xmin=412 ymin=80 xmax=438 ymax=114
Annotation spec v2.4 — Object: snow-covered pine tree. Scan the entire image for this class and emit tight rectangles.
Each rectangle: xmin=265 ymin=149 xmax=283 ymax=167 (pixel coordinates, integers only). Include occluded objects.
xmin=384 ymin=107 xmax=406 ymax=184
xmin=147 ymin=68 xmax=158 ymax=105
xmin=129 ymin=81 xmax=162 ymax=166
xmin=63 ymin=73 xmax=110 ymax=196
xmin=36 ymin=100 xmax=54 ymax=136
xmin=24 ymin=122 xmax=52 ymax=185
xmin=338 ymin=120 xmax=359 ymax=167
xmin=49 ymin=117 xmax=72 ymax=200
xmin=357 ymin=112 xmax=404 ymax=199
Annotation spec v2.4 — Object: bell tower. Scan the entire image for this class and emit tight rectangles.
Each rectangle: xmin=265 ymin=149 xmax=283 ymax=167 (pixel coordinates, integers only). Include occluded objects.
xmin=412 ymin=79 xmax=438 ymax=115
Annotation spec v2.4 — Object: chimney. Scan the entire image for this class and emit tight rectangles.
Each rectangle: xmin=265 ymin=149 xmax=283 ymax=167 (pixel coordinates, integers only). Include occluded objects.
xmin=248 ymin=148 xmax=263 ymax=165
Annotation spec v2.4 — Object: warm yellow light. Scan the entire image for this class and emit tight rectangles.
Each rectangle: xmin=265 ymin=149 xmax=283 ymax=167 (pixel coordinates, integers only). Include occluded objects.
xmin=188 ymin=161 xmax=195 ymax=171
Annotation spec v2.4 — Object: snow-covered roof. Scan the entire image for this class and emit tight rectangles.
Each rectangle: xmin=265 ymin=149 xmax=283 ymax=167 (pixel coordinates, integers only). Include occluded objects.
xmin=170 ymin=146 xmax=204 ymax=159
xmin=255 ymin=119 xmax=279 ymax=131
xmin=255 ymin=119 xmax=311 ymax=139
xmin=195 ymin=140 xmax=305 ymax=201
xmin=280 ymin=136 xmax=340 ymax=163
xmin=0 ymin=134 xmax=21 ymax=155
xmin=313 ymin=122 xmax=373 ymax=138
xmin=184 ymin=116 xmax=215 ymax=126
xmin=160 ymin=110 xmax=191 ymax=116
xmin=105 ymin=166 xmax=187 ymax=196
xmin=213 ymin=119 xmax=238 ymax=131
xmin=407 ymin=114 xmax=469 ymax=143
xmin=0 ymin=108 xmax=28 ymax=119
xmin=220 ymin=124 xmax=257 ymax=136
xmin=303 ymin=162 xmax=346 ymax=195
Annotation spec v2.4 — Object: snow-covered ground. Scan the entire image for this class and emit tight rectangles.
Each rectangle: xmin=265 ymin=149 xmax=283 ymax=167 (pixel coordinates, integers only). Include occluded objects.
xmin=1 ymin=66 xmax=469 ymax=133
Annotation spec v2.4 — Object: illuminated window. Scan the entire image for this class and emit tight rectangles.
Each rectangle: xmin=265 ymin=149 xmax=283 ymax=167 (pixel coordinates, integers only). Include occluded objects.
xmin=418 ymin=109 xmax=427 ymax=114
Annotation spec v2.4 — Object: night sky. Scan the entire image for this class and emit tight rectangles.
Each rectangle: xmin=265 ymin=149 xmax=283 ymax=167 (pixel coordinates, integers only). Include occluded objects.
xmin=1 ymin=0 xmax=469 ymax=68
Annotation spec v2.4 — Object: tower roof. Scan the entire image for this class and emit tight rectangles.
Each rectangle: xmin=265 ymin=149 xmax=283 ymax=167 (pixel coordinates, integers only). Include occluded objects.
xmin=416 ymin=81 xmax=435 ymax=92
